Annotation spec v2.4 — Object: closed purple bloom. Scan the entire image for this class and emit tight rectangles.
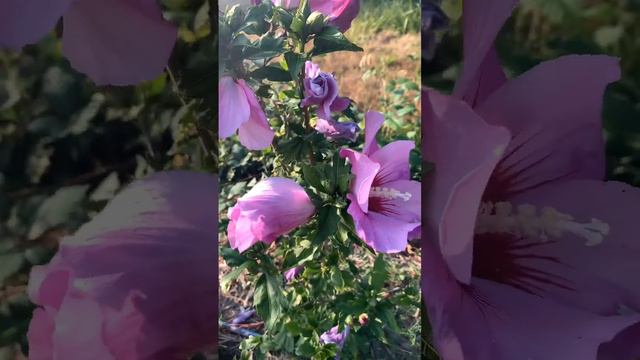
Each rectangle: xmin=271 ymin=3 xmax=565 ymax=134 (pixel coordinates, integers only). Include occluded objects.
xmin=301 ymin=61 xmax=350 ymax=121
xmin=320 ymin=325 xmax=349 ymax=349
xmin=284 ymin=266 xmax=304 ymax=282
xmin=0 ymin=0 xmax=177 ymax=86
xmin=315 ymin=118 xmax=359 ymax=142
xmin=340 ymin=111 xmax=420 ymax=253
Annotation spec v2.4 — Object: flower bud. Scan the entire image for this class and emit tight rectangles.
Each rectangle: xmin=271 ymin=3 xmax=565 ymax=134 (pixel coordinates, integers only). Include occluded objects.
xmin=306 ymin=11 xmax=326 ymax=34
xmin=227 ymin=178 xmax=315 ymax=253
xmin=358 ymin=313 xmax=369 ymax=326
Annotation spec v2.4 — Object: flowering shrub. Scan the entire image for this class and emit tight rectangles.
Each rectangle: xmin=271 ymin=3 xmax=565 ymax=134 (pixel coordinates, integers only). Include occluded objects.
xmin=219 ymin=0 xmax=421 ymax=358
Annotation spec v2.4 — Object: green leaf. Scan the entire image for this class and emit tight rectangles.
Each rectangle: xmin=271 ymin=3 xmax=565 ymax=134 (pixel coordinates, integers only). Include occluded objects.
xmin=255 ymin=273 xmax=286 ymax=331
xmin=284 ymin=52 xmax=306 ymax=81
xmin=221 ymin=262 xmax=250 ymax=292
xmin=243 ymin=35 xmax=285 ymax=60
xmin=295 ymin=338 xmax=315 ymax=357
xmin=369 ymin=254 xmax=388 ymax=292
xmin=0 ymin=253 xmax=24 ymax=285
xmin=313 ymin=206 xmax=340 ymax=244
xmin=330 ymin=266 xmax=344 ymax=288
xmin=28 ymin=185 xmax=89 ymax=240
xmin=379 ymin=307 xmax=401 ymax=333
xmin=250 ymin=65 xmax=292 ymax=82
xmin=302 ymin=164 xmax=325 ymax=192
xmin=311 ymin=27 xmax=363 ymax=56
xmin=221 ymin=247 xmax=250 ymax=267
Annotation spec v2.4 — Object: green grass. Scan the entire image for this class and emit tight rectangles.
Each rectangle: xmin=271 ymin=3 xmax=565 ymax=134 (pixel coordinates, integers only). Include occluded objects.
xmin=348 ymin=0 xmax=421 ymax=39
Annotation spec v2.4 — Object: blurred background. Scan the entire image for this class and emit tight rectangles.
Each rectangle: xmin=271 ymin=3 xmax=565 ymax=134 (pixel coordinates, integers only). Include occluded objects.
xmin=0 ymin=1 xmax=216 ymax=358
xmin=424 ymin=0 xmax=640 ymax=358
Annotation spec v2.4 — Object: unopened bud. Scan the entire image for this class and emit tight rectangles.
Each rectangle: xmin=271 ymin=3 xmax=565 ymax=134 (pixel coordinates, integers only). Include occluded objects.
xmin=358 ymin=313 xmax=369 ymax=326
xmin=306 ymin=11 xmax=326 ymax=34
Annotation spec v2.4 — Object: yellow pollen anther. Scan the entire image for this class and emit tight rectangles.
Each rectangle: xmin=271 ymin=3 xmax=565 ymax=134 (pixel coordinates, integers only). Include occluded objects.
xmin=476 ymin=201 xmax=609 ymax=246
xmin=370 ymin=187 xmax=412 ymax=201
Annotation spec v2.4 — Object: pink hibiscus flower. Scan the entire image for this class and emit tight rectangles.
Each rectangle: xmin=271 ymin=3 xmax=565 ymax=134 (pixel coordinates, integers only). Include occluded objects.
xmin=423 ymin=1 xmax=640 ymax=359
xmin=340 ymin=111 xmax=420 ymax=253
xmin=27 ymin=171 xmax=217 ymax=359
xmin=0 ymin=0 xmax=177 ymax=86
xmin=219 ymin=76 xmax=275 ymax=150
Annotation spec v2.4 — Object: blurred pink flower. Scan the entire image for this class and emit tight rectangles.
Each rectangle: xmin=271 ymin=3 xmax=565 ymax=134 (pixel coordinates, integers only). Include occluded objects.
xmin=340 ymin=111 xmax=420 ymax=253
xmin=227 ymin=177 xmax=315 ymax=253
xmin=27 ymin=171 xmax=218 ymax=359
xmin=0 ymin=0 xmax=177 ymax=86
xmin=310 ymin=0 xmax=360 ymax=32
xmin=219 ymin=76 xmax=275 ymax=150
xmin=423 ymin=2 xmax=640 ymax=358
xmin=284 ymin=266 xmax=304 ymax=282
xmin=268 ymin=0 xmax=360 ymax=32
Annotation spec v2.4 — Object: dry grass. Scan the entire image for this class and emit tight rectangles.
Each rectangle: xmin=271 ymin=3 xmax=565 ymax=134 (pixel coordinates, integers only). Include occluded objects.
xmin=314 ymin=31 xmax=421 ymax=113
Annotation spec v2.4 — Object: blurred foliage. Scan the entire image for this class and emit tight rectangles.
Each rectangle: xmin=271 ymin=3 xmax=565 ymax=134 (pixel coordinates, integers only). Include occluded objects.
xmin=349 ymin=0 xmax=421 ymax=39
xmin=0 ymin=0 xmax=217 ymax=358
xmin=426 ymin=0 xmax=640 ymax=186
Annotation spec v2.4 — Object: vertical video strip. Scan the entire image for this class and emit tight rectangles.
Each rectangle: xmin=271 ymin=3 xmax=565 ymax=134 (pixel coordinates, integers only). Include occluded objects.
xmin=218 ymin=0 xmax=422 ymax=358
xmin=423 ymin=0 xmax=640 ymax=359
xmin=0 ymin=1 xmax=219 ymax=359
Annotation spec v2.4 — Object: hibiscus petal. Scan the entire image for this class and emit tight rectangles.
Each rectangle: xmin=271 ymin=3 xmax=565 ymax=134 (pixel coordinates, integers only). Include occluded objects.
xmin=347 ymin=197 xmax=418 ymax=253
xmin=238 ymin=80 xmax=274 ymax=150
xmin=373 ymin=179 xmax=420 ymax=223
xmin=0 ymin=0 xmax=72 ymax=49
xmin=461 ymin=46 xmax=508 ymax=107
xmin=363 ymin=111 xmax=384 ymax=155
xmin=62 ymin=0 xmax=177 ymax=85
xmin=27 ymin=308 xmax=56 ymax=360
xmin=599 ymin=321 xmax=640 ymax=360
xmin=219 ymin=77 xmax=251 ymax=139
xmin=340 ymin=149 xmax=380 ymax=213
xmin=478 ymin=55 xmax=620 ymax=200
xmin=424 ymin=90 xmax=510 ymax=284
xmin=453 ymin=0 xmax=518 ymax=100
xmin=369 ymin=140 xmax=414 ymax=184
xmin=475 ymin=279 xmax=640 ymax=360
xmin=511 ymin=180 xmax=640 ymax=311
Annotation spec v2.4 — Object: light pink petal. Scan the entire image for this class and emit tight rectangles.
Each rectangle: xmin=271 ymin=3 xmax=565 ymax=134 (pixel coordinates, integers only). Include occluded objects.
xmin=511 ymin=180 xmax=640 ymax=310
xmin=479 ymin=55 xmax=620 ymax=200
xmin=424 ymin=90 xmax=510 ymax=284
xmin=340 ymin=149 xmax=380 ymax=213
xmin=363 ymin=111 xmax=384 ymax=155
xmin=27 ymin=308 xmax=56 ymax=360
xmin=453 ymin=0 xmax=518 ymax=100
xmin=28 ymin=267 xmax=72 ymax=310
xmin=62 ymin=0 xmax=177 ymax=85
xmin=475 ymin=279 xmax=640 ymax=360
xmin=461 ymin=46 xmax=508 ymax=107
xmin=347 ymin=196 xmax=418 ymax=253
xmin=370 ymin=140 xmax=414 ymax=184
xmin=422 ymin=241 xmax=497 ymax=359
xmin=374 ymin=179 xmax=420 ymax=223
xmin=238 ymin=81 xmax=274 ymax=150
xmin=52 ymin=292 xmax=114 ymax=359
xmin=219 ymin=77 xmax=251 ymax=139
xmin=0 ymin=0 xmax=72 ymax=49
xmin=227 ymin=178 xmax=315 ymax=252
xmin=28 ymin=171 xmax=218 ymax=358
xmin=103 ymin=291 xmax=145 ymax=359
